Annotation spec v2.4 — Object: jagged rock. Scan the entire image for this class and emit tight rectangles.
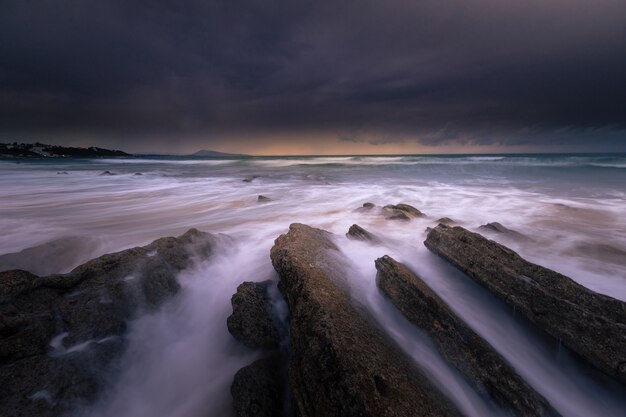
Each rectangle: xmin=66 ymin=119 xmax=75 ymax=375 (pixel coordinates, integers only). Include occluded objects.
xmin=0 ymin=236 xmax=101 ymax=276
xmin=346 ymin=224 xmax=380 ymax=243
xmin=231 ymin=354 xmax=286 ymax=417
xmin=227 ymin=281 xmax=280 ymax=350
xmin=270 ymin=223 xmax=461 ymax=417
xmin=257 ymin=195 xmax=271 ymax=202
xmin=376 ymin=255 xmax=560 ymax=417
xmin=243 ymin=175 xmax=259 ymax=182
xmin=0 ymin=229 xmax=218 ymax=417
xmin=425 ymin=224 xmax=626 ymax=385
xmin=478 ymin=222 xmax=531 ymax=241
xmin=383 ymin=203 xmax=424 ymax=220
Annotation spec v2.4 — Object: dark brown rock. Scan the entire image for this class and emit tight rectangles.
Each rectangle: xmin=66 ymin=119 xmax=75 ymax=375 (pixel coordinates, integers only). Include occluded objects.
xmin=436 ymin=217 xmax=455 ymax=225
xmin=0 ymin=229 xmax=218 ymax=417
xmin=231 ymin=354 xmax=286 ymax=417
xmin=425 ymin=224 xmax=626 ymax=385
xmin=243 ymin=175 xmax=259 ymax=182
xmin=227 ymin=281 xmax=280 ymax=350
xmin=346 ymin=224 xmax=380 ymax=243
xmin=376 ymin=255 xmax=560 ymax=417
xmin=385 ymin=210 xmax=411 ymax=221
xmin=257 ymin=195 xmax=271 ymax=202
xmin=270 ymin=223 xmax=461 ymax=417
xmin=383 ymin=203 xmax=424 ymax=220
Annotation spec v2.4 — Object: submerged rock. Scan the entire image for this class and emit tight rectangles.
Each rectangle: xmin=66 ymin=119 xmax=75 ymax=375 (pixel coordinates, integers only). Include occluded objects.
xmin=231 ymin=354 xmax=286 ymax=417
xmin=355 ymin=202 xmax=375 ymax=212
xmin=425 ymin=224 xmax=626 ymax=385
xmin=346 ymin=224 xmax=380 ymax=243
xmin=99 ymin=170 xmax=117 ymax=176
xmin=0 ymin=229 xmax=218 ymax=417
xmin=383 ymin=203 xmax=424 ymax=220
xmin=479 ymin=222 xmax=531 ymax=241
xmin=564 ymin=242 xmax=626 ymax=267
xmin=0 ymin=236 xmax=101 ymax=276
xmin=227 ymin=281 xmax=280 ymax=350
xmin=243 ymin=175 xmax=259 ymax=183
xmin=376 ymin=255 xmax=560 ymax=417
xmin=270 ymin=223 xmax=461 ymax=417
xmin=436 ymin=217 xmax=455 ymax=225
xmin=257 ymin=195 xmax=271 ymax=203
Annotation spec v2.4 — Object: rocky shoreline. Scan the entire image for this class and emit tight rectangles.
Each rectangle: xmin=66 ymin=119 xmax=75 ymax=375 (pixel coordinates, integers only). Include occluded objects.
xmin=0 ymin=229 xmax=217 ymax=417
xmin=1 ymin=204 xmax=625 ymax=417
xmin=0 ymin=143 xmax=131 ymax=158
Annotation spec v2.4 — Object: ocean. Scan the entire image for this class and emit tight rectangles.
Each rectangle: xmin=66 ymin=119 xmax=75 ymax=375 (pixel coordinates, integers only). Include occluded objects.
xmin=1 ymin=153 xmax=625 ymax=417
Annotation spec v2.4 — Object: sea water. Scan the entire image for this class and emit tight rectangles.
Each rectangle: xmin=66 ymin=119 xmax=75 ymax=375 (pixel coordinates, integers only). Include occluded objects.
xmin=1 ymin=153 xmax=625 ymax=416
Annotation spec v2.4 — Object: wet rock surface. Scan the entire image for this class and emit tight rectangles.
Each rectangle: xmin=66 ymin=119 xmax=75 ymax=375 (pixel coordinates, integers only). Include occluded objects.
xmin=257 ymin=195 xmax=271 ymax=202
xmin=425 ymin=224 xmax=626 ymax=385
xmin=270 ymin=223 xmax=461 ymax=417
xmin=227 ymin=280 xmax=285 ymax=416
xmin=0 ymin=229 xmax=218 ymax=417
xmin=376 ymin=255 xmax=560 ymax=417
xmin=346 ymin=224 xmax=380 ymax=243
xmin=383 ymin=203 xmax=424 ymax=220
xmin=231 ymin=354 xmax=286 ymax=417
xmin=227 ymin=281 xmax=281 ymax=350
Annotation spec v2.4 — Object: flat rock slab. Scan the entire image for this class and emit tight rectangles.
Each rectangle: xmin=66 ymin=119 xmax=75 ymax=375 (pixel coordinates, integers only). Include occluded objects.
xmin=270 ymin=223 xmax=461 ymax=417
xmin=376 ymin=255 xmax=560 ymax=417
xmin=0 ymin=228 xmax=218 ymax=417
xmin=425 ymin=224 xmax=626 ymax=385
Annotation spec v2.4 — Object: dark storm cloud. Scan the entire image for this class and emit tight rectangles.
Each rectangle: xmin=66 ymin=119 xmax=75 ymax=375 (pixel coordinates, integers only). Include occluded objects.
xmin=1 ymin=0 xmax=625 ymax=150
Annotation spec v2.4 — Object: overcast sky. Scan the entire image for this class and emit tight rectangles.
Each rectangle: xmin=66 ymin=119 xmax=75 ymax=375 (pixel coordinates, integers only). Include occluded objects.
xmin=1 ymin=0 xmax=625 ymax=154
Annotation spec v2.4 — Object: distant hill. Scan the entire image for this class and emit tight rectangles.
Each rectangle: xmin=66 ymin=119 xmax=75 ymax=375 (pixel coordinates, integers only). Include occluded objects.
xmin=190 ymin=149 xmax=247 ymax=157
xmin=0 ymin=142 xmax=131 ymax=158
